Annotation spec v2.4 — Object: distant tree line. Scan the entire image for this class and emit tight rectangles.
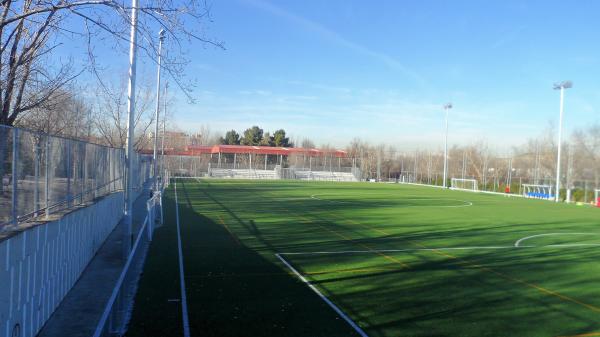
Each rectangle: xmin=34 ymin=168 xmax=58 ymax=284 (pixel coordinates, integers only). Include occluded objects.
xmin=347 ymin=123 xmax=600 ymax=202
xmin=220 ymin=126 xmax=293 ymax=147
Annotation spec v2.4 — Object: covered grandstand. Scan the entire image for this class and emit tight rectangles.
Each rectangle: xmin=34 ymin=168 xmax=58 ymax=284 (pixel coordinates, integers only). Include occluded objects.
xmin=141 ymin=144 xmax=362 ymax=181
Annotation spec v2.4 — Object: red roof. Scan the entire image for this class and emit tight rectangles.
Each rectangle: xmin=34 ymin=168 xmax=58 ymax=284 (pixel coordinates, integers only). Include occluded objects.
xmin=140 ymin=145 xmax=348 ymax=157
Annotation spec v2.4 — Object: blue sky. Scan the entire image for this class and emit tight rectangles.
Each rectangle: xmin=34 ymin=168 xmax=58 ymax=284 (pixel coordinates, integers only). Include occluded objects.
xmin=155 ymin=1 xmax=600 ymax=148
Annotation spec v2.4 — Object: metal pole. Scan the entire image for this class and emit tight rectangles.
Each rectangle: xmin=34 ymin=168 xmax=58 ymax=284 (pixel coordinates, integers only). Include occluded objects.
xmin=124 ymin=0 xmax=139 ymax=257
xmin=45 ymin=138 xmax=50 ymax=219
xmin=482 ymin=156 xmax=487 ymax=192
xmin=66 ymin=140 xmax=71 ymax=207
xmin=507 ymin=158 xmax=513 ymax=189
xmin=34 ymin=140 xmax=40 ymax=217
xmin=81 ymin=142 xmax=85 ymax=204
xmin=11 ymin=129 xmax=18 ymax=226
xmin=555 ymin=87 xmax=565 ymax=202
xmin=161 ymin=82 xmax=168 ymax=178
xmin=153 ymin=29 xmax=166 ymax=191
xmin=443 ymin=104 xmax=451 ymax=188
xmin=461 ymin=151 xmax=466 ymax=180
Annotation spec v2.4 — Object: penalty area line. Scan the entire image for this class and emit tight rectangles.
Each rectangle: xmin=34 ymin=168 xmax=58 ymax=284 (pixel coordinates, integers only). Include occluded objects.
xmin=309 ymin=194 xmax=473 ymax=208
xmin=275 ymin=253 xmax=369 ymax=337
xmin=280 ymin=241 xmax=600 ymax=256
xmin=280 ymin=245 xmax=517 ymax=256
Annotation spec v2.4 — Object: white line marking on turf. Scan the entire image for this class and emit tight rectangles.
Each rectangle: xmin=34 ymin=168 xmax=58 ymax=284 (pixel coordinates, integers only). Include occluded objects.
xmin=280 ymin=241 xmax=600 ymax=257
xmin=546 ymin=243 xmax=600 ymax=247
xmin=275 ymin=253 xmax=369 ymax=337
xmin=310 ymin=195 xmax=473 ymax=207
xmin=280 ymin=246 xmax=517 ymax=256
xmin=174 ymin=181 xmax=191 ymax=337
xmin=514 ymin=233 xmax=594 ymax=247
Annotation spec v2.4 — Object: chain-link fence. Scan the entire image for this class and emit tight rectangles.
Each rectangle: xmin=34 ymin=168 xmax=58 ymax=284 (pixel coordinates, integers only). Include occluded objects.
xmin=372 ymin=148 xmax=599 ymax=202
xmin=0 ymin=125 xmax=152 ymax=229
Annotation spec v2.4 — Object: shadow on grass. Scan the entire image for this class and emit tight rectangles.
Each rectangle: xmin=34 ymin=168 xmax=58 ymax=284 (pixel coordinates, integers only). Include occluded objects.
xmin=287 ymin=246 xmax=600 ymax=337
xmin=126 ymin=189 xmax=183 ymax=337
xmin=171 ymin=179 xmax=600 ymax=337
xmin=175 ymin=179 xmax=362 ymax=337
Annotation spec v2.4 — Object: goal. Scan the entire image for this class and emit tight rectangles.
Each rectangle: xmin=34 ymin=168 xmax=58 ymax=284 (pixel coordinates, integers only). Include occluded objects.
xmin=451 ymin=178 xmax=478 ymax=191
xmin=522 ymin=184 xmax=554 ymax=200
xmin=595 ymin=189 xmax=600 ymax=207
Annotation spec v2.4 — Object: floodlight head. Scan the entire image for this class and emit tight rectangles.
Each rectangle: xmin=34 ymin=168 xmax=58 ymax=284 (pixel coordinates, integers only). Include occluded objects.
xmin=444 ymin=103 xmax=453 ymax=110
xmin=159 ymin=28 xmax=166 ymax=40
xmin=553 ymin=80 xmax=573 ymax=90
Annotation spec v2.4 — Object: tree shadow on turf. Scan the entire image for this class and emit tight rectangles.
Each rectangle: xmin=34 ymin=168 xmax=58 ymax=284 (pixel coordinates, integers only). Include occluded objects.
xmin=175 ymin=180 xmax=600 ymax=337
xmin=287 ymin=246 xmax=600 ymax=337
xmin=175 ymin=179 xmax=363 ymax=337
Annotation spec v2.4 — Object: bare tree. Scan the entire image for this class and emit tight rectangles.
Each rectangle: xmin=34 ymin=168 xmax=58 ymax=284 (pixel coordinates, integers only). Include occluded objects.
xmin=0 ymin=0 xmax=222 ymax=127
xmin=572 ymin=124 xmax=600 ymax=187
xmin=93 ymin=77 xmax=154 ymax=150
xmin=15 ymin=87 xmax=91 ymax=138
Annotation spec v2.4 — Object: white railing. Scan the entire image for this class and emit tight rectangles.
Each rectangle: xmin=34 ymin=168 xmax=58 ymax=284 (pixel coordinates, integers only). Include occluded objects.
xmin=92 ymin=187 xmax=163 ymax=337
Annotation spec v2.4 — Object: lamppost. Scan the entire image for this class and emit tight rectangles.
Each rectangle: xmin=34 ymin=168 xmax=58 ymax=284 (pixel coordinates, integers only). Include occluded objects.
xmin=153 ymin=29 xmax=166 ymax=192
xmin=553 ymin=80 xmax=572 ymax=202
xmin=161 ymin=82 xmax=168 ymax=176
xmin=123 ymin=0 xmax=139 ymax=257
xmin=442 ymin=103 xmax=452 ymax=188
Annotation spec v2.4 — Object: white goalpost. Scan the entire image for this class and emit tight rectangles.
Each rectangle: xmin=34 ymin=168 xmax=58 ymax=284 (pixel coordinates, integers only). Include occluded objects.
xmin=522 ymin=184 xmax=554 ymax=200
xmin=450 ymin=178 xmax=478 ymax=192
xmin=595 ymin=189 xmax=600 ymax=207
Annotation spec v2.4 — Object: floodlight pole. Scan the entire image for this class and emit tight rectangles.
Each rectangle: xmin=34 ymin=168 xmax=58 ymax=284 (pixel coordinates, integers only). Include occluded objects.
xmin=553 ymin=81 xmax=572 ymax=202
xmin=153 ymin=29 xmax=166 ymax=192
xmin=161 ymin=82 xmax=168 ymax=176
xmin=442 ymin=103 xmax=452 ymax=188
xmin=123 ymin=0 xmax=139 ymax=258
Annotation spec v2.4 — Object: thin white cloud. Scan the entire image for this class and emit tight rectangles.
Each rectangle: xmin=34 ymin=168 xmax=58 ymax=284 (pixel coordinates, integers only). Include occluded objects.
xmin=241 ymin=0 xmax=426 ymax=86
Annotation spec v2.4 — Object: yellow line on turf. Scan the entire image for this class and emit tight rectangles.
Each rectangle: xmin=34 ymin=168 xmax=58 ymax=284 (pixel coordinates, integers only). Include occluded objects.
xmin=287 ymin=209 xmax=411 ymax=270
xmin=559 ymin=333 xmax=600 ymax=337
xmin=218 ymin=215 xmax=241 ymax=246
xmin=325 ymin=211 xmax=600 ymax=314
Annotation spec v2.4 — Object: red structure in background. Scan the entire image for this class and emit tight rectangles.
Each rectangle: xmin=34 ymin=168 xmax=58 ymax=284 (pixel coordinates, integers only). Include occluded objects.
xmin=597 ymin=197 xmax=600 ymax=207
xmin=140 ymin=144 xmax=349 ymax=158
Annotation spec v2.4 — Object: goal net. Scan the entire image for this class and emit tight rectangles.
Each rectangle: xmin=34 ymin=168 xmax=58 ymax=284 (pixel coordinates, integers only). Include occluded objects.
xmin=523 ymin=184 xmax=554 ymax=200
xmin=451 ymin=178 xmax=478 ymax=191
xmin=595 ymin=189 xmax=600 ymax=207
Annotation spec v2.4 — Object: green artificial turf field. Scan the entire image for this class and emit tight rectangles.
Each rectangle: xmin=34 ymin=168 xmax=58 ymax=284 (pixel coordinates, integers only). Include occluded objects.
xmin=127 ymin=179 xmax=600 ymax=337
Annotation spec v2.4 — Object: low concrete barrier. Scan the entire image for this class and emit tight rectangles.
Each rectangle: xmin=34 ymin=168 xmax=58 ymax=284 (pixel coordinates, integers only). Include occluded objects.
xmin=0 ymin=192 xmax=124 ymax=337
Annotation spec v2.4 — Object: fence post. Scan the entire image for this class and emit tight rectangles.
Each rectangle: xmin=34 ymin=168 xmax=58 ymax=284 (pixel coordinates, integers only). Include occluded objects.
xmin=66 ymin=139 xmax=72 ymax=207
xmin=45 ymin=138 xmax=51 ymax=219
xmin=34 ymin=138 xmax=40 ymax=217
xmin=81 ymin=142 xmax=86 ymax=204
xmin=93 ymin=147 xmax=98 ymax=199
xmin=146 ymin=202 xmax=153 ymax=241
xmin=160 ymin=194 xmax=163 ymax=225
xmin=11 ymin=128 xmax=18 ymax=226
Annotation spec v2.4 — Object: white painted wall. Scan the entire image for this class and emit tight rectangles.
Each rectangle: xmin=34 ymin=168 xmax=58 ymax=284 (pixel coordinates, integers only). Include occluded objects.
xmin=0 ymin=192 xmax=124 ymax=337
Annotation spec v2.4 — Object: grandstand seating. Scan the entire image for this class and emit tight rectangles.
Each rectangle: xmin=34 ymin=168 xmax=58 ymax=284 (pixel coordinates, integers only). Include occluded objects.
xmin=208 ymin=169 xmax=277 ymax=179
xmin=292 ymin=170 xmax=358 ymax=182
xmin=207 ymin=168 xmax=358 ymax=182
